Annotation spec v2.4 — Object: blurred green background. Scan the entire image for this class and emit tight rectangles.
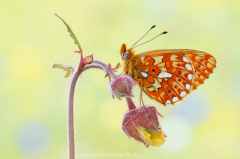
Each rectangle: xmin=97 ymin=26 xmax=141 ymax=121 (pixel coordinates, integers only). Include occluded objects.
xmin=1 ymin=0 xmax=240 ymax=158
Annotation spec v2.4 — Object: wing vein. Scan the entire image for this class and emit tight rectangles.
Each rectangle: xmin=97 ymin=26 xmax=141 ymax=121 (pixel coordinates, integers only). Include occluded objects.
xmin=140 ymin=75 xmax=165 ymax=104
xmin=188 ymin=56 xmax=212 ymax=72
xmin=165 ymin=79 xmax=182 ymax=102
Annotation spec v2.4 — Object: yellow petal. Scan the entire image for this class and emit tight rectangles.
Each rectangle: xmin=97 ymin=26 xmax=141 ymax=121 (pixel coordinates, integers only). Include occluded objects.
xmin=136 ymin=126 xmax=166 ymax=147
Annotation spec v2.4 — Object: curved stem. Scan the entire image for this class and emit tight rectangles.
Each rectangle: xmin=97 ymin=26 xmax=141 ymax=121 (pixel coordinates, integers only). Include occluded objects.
xmin=92 ymin=59 xmax=117 ymax=78
xmin=67 ymin=59 xmax=117 ymax=159
xmin=84 ymin=63 xmax=104 ymax=71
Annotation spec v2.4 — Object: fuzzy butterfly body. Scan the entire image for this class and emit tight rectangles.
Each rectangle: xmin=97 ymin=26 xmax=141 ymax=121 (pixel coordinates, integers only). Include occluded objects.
xmin=120 ymin=43 xmax=217 ymax=106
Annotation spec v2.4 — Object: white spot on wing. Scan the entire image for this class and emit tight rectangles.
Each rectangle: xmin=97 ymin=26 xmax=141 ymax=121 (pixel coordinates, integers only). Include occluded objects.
xmin=183 ymin=57 xmax=189 ymax=62
xmin=185 ymin=64 xmax=192 ymax=70
xmin=141 ymin=72 xmax=148 ymax=78
xmin=165 ymin=100 xmax=171 ymax=104
xmin=172 ymin=96 xmax=179 ymax=102
xmin=187 ymin=74 xmax=193 ymax=80
xmin=157 ymin=72 xmax=172 ymax=78
xmin=185 ymin=84 xmax=190 ymax=90
xmin=180 ymin=91 xmax=187 ymax=97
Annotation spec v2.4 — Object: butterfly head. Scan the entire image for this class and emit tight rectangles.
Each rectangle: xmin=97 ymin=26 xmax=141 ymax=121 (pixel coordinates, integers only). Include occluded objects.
xmin=120 ymin=43 xmax=135 ymax=60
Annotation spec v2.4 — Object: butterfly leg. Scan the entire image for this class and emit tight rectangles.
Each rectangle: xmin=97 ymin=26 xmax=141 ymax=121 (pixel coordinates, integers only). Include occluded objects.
xmin=140 ymin=81 xmax=145 ymax=106
xmin=119 ymin=59 xmax=130 ymax=76
xmin=135 ymin=78 xmax=145 ymax=105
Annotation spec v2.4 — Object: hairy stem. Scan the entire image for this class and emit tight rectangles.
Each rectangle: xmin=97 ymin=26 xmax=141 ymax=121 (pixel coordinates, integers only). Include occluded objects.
xmin=92 ymin=59 xmax=117 ymax=78
xmin=68 ymin=63 xmax=83 ymax=159
xmin=67 ymin=59 xmax=116 ymax=159
xmin=126 ymin=97 xmax=137 ymax=110
xmin=84 ymin=63 xmax=104 ymax=71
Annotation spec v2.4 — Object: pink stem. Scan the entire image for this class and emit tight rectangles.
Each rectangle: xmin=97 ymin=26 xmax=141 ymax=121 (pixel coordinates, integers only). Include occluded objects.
xmin=67 ymin=60 xmax=117 ymax=159
xmin=68 ymin=63 xmax=84 ymax=159
xmin=126 ymin=97 xmax=137 ymax=110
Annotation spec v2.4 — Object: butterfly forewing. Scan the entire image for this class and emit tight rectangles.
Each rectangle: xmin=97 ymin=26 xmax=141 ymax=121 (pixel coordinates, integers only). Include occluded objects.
xmin=129 ymin=49 xmax=216 ymax=106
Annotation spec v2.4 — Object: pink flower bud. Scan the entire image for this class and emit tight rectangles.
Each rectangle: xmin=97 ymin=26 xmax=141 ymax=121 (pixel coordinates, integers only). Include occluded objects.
xmin=110 ymin=75 xmax=134 ymax=98
xmin=122 ymin=106 xmax=166 ymax=147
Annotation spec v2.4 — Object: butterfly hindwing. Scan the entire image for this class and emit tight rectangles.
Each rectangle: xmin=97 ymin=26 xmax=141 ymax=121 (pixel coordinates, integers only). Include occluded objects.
xmin=184 ymin=51 xmax=217 ymax=89
xmin=134 ymin=53 xmax=195 ymax=106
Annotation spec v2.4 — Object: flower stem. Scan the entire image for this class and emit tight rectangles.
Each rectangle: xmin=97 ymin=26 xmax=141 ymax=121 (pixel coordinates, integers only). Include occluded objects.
xmin=68 ymin=63 xmax=84 ymax=159
xmin=92 ymin=59 xmax=117 ymax=78
xmin=126 ymin=97 xmax=137 ymax=110
xmin=67 ymin=59 xmax=117 ymax=159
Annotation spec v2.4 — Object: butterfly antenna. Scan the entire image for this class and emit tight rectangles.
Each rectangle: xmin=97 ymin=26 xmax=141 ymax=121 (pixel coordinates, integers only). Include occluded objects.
xmin=131 ymin=25 xmax=156 ymax=48
xmin=132 ymin=31 xmax=168 ymax=49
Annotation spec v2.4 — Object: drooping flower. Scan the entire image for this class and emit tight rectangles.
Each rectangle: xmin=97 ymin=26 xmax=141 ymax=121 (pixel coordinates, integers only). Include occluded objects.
xmin=122 ymin=104 xmax=166 ymax=147
xmin=110 ymin=75 xmax=135 ymax=99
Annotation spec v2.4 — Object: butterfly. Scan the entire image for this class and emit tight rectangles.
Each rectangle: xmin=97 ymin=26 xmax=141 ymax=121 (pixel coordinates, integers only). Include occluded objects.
xmin=120 ymin=26 xmax=217 ymax=106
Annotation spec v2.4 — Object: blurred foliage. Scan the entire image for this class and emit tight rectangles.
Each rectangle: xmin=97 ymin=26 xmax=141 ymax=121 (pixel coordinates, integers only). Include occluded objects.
xmin=1 ymin=0 xmax=240 ymax=159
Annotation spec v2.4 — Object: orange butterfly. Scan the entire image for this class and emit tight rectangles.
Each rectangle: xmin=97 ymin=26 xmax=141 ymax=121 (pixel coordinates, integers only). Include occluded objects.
xmin=120 ymin=26 xmax=217 ymax=106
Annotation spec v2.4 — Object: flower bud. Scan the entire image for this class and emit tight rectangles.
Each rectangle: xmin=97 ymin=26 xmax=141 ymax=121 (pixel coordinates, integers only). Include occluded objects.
xmin=122 ymin=106 xmax=166 ymax=147
xmin=110 ymin=75 xmax=134 ymax=99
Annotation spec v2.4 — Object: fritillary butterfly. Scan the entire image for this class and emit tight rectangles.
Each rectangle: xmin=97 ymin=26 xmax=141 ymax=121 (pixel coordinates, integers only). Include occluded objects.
xmin=120 ymin=26 xmax=217 ymax=106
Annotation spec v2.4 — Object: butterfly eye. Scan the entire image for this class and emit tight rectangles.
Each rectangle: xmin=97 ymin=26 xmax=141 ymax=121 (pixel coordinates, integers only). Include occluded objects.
xmin=123 ymin=51 xmax=131 ymax=59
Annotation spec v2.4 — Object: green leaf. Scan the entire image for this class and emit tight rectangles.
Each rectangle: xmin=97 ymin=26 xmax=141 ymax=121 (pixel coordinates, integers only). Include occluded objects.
xmin=54 ymin=13 xmax=83 ymax=54
xmin=52 ymin=63 xmax=74 ymax=78
xmin=64 ymin=70 xmax=72 ymax=78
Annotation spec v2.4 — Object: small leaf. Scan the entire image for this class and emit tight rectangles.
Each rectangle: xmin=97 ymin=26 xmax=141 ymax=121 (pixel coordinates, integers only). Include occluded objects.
xmin=82 ymin=54 xmax=93 ymax=65
xmin=115 ymin=63 xmax=121 ymax=69
xmin=52 ymin=63 xmax=74 ymax=78
xmin=52 ymin=63 xmax=67 ymax=70
xmin=65 ymin=69 xmax=72 ymax=78
xmin=54 ymin=13 xmax=83 ymax=54
xmin=104 ymin=73 xmax=109 ymax=78
xmin=74 ymin=50 xmax=81 ymax=54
